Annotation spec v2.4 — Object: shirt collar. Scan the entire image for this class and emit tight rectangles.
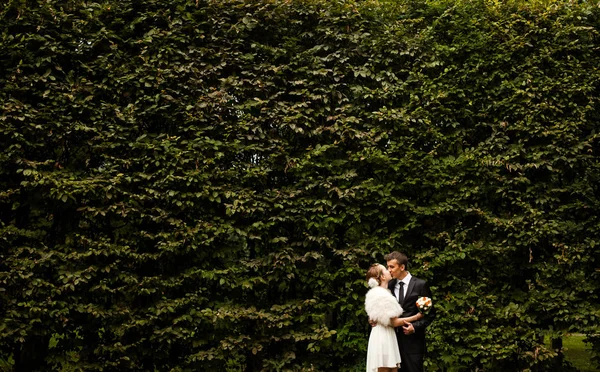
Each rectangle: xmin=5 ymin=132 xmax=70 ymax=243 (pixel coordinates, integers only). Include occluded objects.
xmin=397 ymin=272 xmax=412 ymax=286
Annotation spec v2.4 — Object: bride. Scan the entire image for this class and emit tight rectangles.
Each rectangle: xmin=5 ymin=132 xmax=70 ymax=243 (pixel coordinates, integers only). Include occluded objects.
xmin=364 ymin=264 xmax=423 ymax=372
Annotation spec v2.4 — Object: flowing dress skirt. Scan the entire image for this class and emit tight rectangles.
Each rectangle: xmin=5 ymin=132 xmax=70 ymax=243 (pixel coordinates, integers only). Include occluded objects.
xmin=366 ymin=324 xmax=401 ymax=372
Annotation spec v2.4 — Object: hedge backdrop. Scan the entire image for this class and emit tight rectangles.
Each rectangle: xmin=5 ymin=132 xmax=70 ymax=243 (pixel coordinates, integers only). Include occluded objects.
xmin=1 ymin=0 xmax=600 ymax=371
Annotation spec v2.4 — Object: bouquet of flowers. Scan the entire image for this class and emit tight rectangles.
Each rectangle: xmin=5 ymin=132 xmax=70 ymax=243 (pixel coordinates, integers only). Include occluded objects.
xmin=416 ymin=296 xmax=432 ymax=315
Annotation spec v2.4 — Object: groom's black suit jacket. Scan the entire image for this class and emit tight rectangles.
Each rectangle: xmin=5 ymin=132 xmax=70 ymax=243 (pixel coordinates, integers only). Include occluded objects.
xmin=388 ymin=276 xmax=435 ymax=371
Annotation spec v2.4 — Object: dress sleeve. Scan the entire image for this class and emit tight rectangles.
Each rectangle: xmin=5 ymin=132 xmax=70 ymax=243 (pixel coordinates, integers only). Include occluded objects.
xmin=365 ymin=288 xmax=403 ymax=326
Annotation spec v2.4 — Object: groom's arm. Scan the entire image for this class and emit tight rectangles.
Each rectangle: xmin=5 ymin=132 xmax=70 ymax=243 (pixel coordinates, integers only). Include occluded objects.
xmin=411 ymin=281 xmax=435 ymax=333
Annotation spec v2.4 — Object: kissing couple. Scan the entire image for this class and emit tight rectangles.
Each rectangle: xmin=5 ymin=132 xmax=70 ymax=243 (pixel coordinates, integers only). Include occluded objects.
xmin=364 ymin=251 xmax=435 ymax=372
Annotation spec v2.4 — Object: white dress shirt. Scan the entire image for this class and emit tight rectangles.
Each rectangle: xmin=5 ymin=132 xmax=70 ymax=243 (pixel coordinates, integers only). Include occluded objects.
xmin=394 ymin=272 xmax=412 ymax=301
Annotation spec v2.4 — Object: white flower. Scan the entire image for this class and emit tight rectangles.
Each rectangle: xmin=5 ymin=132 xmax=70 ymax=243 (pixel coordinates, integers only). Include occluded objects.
xmin=367 ymin=278 xmax=379 ymax=288
xmin=416 ymin=296 xmax=432 ymax=314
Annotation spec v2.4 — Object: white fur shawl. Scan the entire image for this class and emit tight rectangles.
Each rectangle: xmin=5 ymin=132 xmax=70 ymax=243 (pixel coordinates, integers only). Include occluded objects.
xmin=365 ymin=286 xmax=403 ymax=326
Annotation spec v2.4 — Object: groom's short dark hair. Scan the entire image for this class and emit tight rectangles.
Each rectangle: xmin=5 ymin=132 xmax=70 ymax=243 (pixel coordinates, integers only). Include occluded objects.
xmin=385 ymin=251 xmax=409 ymax=269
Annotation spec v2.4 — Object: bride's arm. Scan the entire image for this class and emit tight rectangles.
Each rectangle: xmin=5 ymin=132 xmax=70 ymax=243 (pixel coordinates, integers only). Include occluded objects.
xmin=402 ymin=312 xmax=423 ymax=323
xmin=390 ymin=312 xmax=423 ymax=328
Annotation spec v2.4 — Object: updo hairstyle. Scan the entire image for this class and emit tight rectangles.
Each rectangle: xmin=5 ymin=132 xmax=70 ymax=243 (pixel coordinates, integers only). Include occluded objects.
xmin=365 ymin=264 xmax=385 ymax=286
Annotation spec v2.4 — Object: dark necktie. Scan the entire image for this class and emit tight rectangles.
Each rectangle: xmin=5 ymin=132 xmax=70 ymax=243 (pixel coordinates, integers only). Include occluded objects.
xmin=397 ymin=281 xmax=404 ymax=304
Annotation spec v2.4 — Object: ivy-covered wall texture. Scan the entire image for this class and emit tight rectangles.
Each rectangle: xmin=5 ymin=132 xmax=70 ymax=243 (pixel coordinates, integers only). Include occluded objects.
xmin=1 ymin=0 xmax=599 ymax=370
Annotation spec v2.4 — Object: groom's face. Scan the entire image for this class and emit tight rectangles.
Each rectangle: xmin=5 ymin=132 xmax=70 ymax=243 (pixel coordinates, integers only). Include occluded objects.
xmin=387 ymin=259 xmax=404 ymax=280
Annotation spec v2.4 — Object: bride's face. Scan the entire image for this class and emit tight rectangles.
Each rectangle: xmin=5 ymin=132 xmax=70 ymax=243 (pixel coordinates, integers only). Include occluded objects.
xmin=380 ymin=266 xmax=392 ymax=282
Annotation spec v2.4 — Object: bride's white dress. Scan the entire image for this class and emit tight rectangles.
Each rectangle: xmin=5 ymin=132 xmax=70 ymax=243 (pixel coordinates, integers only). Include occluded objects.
xmin=365 ymin=286 xmax=403 ymax=372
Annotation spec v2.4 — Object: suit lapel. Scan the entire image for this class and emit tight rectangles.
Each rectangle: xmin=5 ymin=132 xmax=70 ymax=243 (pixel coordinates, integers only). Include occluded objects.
xmin=389 ymin=278 xmax=397 ymax=292
xmin=389 ymin=279 xmax=400 ymax=302
xmin=403 ymin=277 xmax=416 ymax=306
xmin=388 ymin=278 xmax=397 ymax=301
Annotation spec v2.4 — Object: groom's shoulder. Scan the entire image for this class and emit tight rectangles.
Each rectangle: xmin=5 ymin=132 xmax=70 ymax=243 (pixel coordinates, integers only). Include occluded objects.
xmin=410 ymin=275 xmax=427 ymax=285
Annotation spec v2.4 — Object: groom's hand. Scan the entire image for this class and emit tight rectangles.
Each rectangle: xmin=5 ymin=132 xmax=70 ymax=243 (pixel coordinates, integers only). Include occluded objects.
xmin=402 ymin=322 xmax=415 ymax=335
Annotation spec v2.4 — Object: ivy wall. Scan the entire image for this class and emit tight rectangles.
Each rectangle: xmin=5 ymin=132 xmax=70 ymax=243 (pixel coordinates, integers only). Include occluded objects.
xmin=1 ymin=0 xmax=599 ymax=370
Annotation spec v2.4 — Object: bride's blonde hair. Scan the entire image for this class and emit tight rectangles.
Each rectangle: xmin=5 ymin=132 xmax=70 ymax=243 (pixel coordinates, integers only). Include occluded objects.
xmin=365 ymin=264 xmax=385 ymax=285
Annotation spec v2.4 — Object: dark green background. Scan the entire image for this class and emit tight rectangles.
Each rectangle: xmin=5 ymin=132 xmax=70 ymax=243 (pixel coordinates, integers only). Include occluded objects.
xmin=1 ymin=0 xmax=599 ymax=370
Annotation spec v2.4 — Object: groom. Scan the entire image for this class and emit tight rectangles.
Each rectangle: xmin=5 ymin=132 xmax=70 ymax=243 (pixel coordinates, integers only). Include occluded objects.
xmin=386 ymin=251 xmax=435 ymax=372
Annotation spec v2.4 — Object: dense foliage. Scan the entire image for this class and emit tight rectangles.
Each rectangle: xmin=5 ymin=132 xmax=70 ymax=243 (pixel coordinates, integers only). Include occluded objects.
xmin=1 ymin=0 xmax=599 ymax=370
